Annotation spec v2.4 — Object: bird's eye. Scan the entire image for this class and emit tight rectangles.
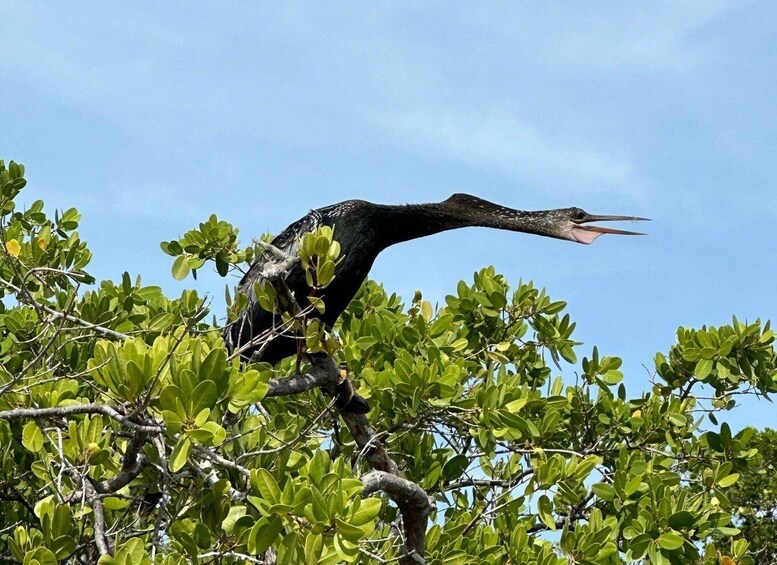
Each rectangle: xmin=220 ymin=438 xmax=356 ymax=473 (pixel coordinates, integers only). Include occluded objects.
xmin=574 ymin=210 xmax=587 ymax=221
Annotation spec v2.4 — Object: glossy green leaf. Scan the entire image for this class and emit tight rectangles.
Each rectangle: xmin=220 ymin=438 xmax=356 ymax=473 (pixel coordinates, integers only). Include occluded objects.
xmin=717 ymin=473 xmax=740 ymax=488
xmin=537 ymin=494 xmax=555 ymax=530
xmin=248 ymin=515 xmax=283 ymax=555
xmin=657 ymin=532 xmax=684 ymax=550
xmin=592 ymin=483 xmax=616 ymax=502
xmin=169 ymin=436 xmax=191 ymax=472
xmin=349 ymin=498 xmax=381 ymax=526
xmin=171 ymin=255 xmax=190 ymax=280
xmin=667 ymin=510 xmax=695 ymax=529
xmin=442 ymin=454 xmax=470 ymax=482
xmin=252 ymin=468 xmax=281 ymax=504
xmin=22 ymin=422 xmax=44 ymax=452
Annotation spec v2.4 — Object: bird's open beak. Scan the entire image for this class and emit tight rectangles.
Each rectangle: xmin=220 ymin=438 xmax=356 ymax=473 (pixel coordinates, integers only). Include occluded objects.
xmin=571 ymin=215 xmax=650 ymax=244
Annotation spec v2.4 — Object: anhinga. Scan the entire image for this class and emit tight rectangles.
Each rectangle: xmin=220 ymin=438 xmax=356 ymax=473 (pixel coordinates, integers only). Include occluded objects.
xmin=225 ymin=193 xmax=647 ymax=412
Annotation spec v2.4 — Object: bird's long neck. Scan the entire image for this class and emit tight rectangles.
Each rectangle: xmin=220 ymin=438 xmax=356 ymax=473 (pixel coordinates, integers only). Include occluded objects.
xmin=369 ymin=203 xmax=463 ymax=248
xmin=368 ymin=200 xmax=541 ymax=251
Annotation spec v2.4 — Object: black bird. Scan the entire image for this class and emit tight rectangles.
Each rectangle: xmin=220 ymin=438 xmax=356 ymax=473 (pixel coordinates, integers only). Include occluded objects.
xmin=226 ymin=193 xmax=647 ymax=412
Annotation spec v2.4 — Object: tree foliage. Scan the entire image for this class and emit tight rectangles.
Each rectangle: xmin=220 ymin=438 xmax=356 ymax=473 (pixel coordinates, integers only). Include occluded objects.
xmin=724 ymin=428 xmax=777 ymax=563
xmin=1 ymin=159 xmax=776 ymax=564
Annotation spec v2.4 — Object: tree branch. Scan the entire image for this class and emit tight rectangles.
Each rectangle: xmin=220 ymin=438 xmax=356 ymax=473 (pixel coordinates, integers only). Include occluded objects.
xmin=0 ymin=404 xmax=163 ymax=434
xmin=82 ymin=478 xmax=112 ymax=557
xmin=264 ymin=362 xmax=339 ymax=398
xmin=98 ymin=432 xmax=147 ymax=492
xmin=340 ymin=410 xmax=399 ymax=476
xmin=0 ymin=275 xmax=129 ymax=340
xmin=69 ymin=432 xmax=149 ymax=501
xmin=446 ymin=471 xmax=533 ymax=491
xmin=263 ymin=357 xmax=432 ymax=563
xmin=191 ymin=444 xmax=251 ymax=478
xmin=230 ymin=250 xmax=432 ymax=562
xmin=0 ymin=484 xmax=36 ymax=516
xmin=361 ymin=470 xmax=434 ymax=565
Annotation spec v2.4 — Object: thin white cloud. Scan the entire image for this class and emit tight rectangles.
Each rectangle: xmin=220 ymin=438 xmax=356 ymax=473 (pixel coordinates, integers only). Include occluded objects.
xmin=375 ymin=108 xmax=638 ymax=196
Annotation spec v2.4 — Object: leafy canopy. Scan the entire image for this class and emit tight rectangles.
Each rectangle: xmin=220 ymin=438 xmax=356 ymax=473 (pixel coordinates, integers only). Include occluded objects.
xmin=0 ymin=159 xmax=776 ymax=564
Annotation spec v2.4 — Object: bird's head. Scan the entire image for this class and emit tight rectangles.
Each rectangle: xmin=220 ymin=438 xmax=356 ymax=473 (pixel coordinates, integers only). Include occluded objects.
xmin=538 ymin=207 xmax=649 ymax=244
xmin=441 ymin=194 xmax=649 ymax=244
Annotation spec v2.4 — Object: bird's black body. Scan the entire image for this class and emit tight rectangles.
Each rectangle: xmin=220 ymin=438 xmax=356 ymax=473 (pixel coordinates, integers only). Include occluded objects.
xmin=228 ymin=200 xmax=379 ymax=364
xmin=225 ymin=194 xmax=647 ymax=411
xmin=228 ymin=195 xmax=483 ymax=363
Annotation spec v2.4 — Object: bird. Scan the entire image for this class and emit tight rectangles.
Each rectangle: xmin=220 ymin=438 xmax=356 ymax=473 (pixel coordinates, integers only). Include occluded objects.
xmin=225 ymin=193 xmax=647 ymax=412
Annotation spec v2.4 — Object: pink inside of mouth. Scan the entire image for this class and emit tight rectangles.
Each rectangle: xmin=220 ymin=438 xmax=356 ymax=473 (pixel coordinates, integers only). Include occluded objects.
xmin=571 ymin=227 xmax=604 ymax=245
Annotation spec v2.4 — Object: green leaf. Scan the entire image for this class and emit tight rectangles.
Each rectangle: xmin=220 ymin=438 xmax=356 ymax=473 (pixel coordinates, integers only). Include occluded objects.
xmin=628 ymin=533 xmax=652 ymax=559
xmin=22 ymin=547 xmax=58 ymax=565
xmin=714 ymin=526 xmax=741 ymax=536
xmin=333 ymin=531 xmax=359 ymax=560
xmin=160 ymin=385 xmax=184 ymax=413
xmin=304 ymin=533 xmax=323 ymax=564
xmin=188 ymin=421 xmax=226 ymax=445
xmin=420 ymin=300 xmax=433 ymax=320
xmin=248 ymin=515 xmax=283 ymax=555
xmin=657 ymin=532 xmax=684 ymax=550
xmin=222 ymin=506 xmax=247 ymax=535
xmin=230 ymin=369 xmax=268 ymax=407
xmin=335 ymin=517 xmax=365 ymax=542
xmin=193 ymin=408 xmax=210 ymax=428
xmin=592 ymin=483 xmax=616 ymax=501
xmin=252 ymin=468 xmax=281 ymax=504
xmin=199 ymin=348 xmax=227 ymax=385
xmin=88 ymin=448 xmax=110 ymax=465
xmin=169 ymin=436 xmax=191 ymax=472
xmin=268 ymin=503 xmax=294 ymax=515
xmin=717 ymin=473 xmax=740 ymax=488
xmin=147 ymin=312 xmax=175 ymax=332
xmin=317 ymin=259 xmax=336 ymax=286
xmin=668 ymin=413 xmax=686 ymax=427
xmin=442 ymin=454 xmax=470 ymax=482
xmin=161 ymin=410 xmax=183 ymax=433
xmin=537 ymin=494 xmax=555 ymax=530
xmin=601 ymin=369 xmax=623 ymax=385
xmin=706 ymin=431 xmax=723 ymax=452
xmin=189 ymin=380 xmax=217 ymax=415
xmin=114 ymin=538 xmax=148 ymax=565
xmin=160 ymin=240 xmax=183 ymax=256
xmin=215 ymin=251 xmax=229 ymax=277
xmin=50 ymin=536 xmax=76 ymax=560
xmin=667 ymin=510 xmax=695 ymax=529
xmin=682 ymin=348 xmax=699 ymax=362
xmin=171 ymin=255 xmax=190 ymax=280
xmin=22 ymin=422 xmax=44 ymax=452
xmin=695 ymin=358 xmax=714 ymax=380
xmin=349 ymin=498 xmax=381 ymax=526
xmin=648 ymin=543 xmax=670 ymax=565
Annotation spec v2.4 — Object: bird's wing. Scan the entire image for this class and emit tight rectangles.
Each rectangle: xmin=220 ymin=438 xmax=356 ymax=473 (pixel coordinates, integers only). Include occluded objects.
xmin=225 ymin=200 xmax=365 ymax=359
xmin=237 ymin=209 xmax=324 ymax=290
xmin=225 ymin=209 xmax=325 ymax=357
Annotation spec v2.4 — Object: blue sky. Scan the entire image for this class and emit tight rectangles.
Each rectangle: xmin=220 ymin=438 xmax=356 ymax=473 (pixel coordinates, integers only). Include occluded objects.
xmin=2 ymin=2 xmax=776 ymax=429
